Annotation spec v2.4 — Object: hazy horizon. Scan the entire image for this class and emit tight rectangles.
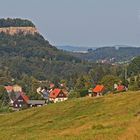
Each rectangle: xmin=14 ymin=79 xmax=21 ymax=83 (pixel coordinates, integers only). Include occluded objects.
xmin=1 ymin=0 xmax=140 ymax=47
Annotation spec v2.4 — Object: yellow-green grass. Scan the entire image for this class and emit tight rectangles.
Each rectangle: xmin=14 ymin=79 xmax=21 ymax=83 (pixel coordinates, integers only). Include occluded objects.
xmin=0 ymin=91 xmax=140 ymax=140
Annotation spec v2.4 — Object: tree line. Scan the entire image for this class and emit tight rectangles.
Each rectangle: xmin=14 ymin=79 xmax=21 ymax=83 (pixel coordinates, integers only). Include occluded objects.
xmin=0 ymin=18 xmax=35 ymax=28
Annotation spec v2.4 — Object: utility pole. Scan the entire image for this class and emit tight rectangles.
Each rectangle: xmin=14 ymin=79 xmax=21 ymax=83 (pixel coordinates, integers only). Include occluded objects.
xmin=124 ymin=64 xmax=127 ymax=81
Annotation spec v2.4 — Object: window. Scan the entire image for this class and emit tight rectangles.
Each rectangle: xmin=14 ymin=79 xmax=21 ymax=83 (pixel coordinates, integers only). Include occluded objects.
xmin=15 ymin=104 xmax=18 ymax=107
xmin=19 ymin=104 xmax=22 ymax=107
xmin=18 ymin=99 xmax=23 ymax=102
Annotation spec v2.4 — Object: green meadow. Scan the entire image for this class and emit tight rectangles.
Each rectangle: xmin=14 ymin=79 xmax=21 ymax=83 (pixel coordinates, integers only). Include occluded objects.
xmin=0 ymin=91 xmax=140 ymax=140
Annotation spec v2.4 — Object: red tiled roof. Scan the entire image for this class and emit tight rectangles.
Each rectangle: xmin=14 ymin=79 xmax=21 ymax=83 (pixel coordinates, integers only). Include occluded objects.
xmin=49 ymin=88 xmax=61 ymax=98
xmin=4 ymin=86 xmax=13 ymax=92
xmin=117 ymin=85 xmax=125 ymax=91
xmin=93 ymin=85 xmax=105 ymax=93
xmin=20 ymin=92 xmax=29 ymax=102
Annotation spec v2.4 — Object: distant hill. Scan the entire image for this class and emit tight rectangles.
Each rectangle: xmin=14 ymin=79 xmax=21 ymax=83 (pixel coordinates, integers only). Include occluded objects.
xmin=0 ymin=18 xmax=91 ymax=83
xmin=57 ymin=45 xmax=96 ymax=53
xmin=71 ymin=45 xmax=140 ymax=62
xmin=0 ymin=91 xmax=140 ymax=139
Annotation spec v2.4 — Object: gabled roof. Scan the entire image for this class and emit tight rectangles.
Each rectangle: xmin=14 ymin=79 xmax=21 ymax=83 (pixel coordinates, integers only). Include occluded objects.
xmin=16 ymin=92 xmax=29 ymax=103
xmin=50 ymin=88 xmax=61 ymax=98
xmin=4 ymin=86 xmax=13 ymax=92
xmin=93 ymin=85 xmax=105 ymax=93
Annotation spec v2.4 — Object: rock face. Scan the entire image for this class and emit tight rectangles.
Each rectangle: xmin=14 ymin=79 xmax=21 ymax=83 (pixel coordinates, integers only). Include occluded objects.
xmin=0 ymin=27 xmax=38 ymax=35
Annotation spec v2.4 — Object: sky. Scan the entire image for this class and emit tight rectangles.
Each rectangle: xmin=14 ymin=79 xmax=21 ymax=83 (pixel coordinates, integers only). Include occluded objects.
xmin=0 ymin=0 xmax=140 ymax=47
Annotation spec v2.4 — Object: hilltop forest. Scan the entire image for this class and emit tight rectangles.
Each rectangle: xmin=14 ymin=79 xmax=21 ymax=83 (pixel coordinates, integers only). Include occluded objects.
xmin=0 ymin=18 xmax=35 ymax=27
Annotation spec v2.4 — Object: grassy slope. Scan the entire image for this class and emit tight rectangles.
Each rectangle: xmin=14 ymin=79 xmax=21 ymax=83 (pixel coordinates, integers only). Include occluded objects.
xmin=0 ymin=91 xmax=140 ymax=140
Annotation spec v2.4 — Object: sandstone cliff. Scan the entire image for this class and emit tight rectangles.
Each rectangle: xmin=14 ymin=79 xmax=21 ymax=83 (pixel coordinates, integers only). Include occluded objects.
xmin=0 ymin=27 xmax=38 ymax=35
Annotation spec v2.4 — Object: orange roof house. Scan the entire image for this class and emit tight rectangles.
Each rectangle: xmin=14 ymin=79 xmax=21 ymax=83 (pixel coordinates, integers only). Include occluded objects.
xmin=49 ymin=88 xmax=68 ymax=103
xmin=5 ymin=85 xmax=22 ymax=93
xmin=5 ymin=86 xmax=13 ymax=93
xmin=50 ymin=88 xmax=61 ymax=98
xmin=92 ymin=85 xmax=105 ymax=96
xmin=117 ymin=85 xmax=125 ymax=92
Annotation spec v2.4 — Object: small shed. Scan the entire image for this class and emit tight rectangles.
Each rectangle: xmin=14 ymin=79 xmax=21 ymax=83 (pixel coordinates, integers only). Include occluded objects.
xmin=27 ymin=100 xmax=46 ymax=107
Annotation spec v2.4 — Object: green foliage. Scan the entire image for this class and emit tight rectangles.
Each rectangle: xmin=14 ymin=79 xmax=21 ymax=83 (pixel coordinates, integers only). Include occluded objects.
xmin=0 ymin=18 xmax=35 ymax=27
xmin=101 ymin=75 xmax=120 ymax=91
xmin=0 ymin=106 xmax=13 ymax=113
xmin=68 ymin=90 xmax=80 ymax=98
xmin=79 ymin=89 xmax=88 ymax=97
xmin=0 ymin=86 xmax=10 ymax=106
xmin=69 ymin=89 xmax=88 ymax=98
xmin=129 ymin=82 xmax=139 ymax=91
xmin=129 ymin=76 xmax=140 ymax=91
xmin=0 ymin=32 xmax=86 ymax=87
xmin=128 ymin=56 xmax=140 ymax=76
xmin=73 ymin=46 xmax=140 ymax=62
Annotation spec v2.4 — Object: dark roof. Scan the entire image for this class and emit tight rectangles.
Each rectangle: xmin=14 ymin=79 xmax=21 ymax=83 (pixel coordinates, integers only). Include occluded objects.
xmin=11 ymin=92 xmax=29 ymax=102
xmin=27 ymin=100 xmax=45 ymax=105
xmin=15 ymin=92 xmax=29 ymax=100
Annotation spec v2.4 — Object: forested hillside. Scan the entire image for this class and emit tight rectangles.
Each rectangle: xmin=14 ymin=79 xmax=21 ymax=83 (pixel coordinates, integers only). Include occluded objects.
xmin=72 ymin=46 xmax=140 ymax=62
xmin=0 ymin=32 xmax=89 ymax=81
xmin=0 ymin=18 xmax=97 ymax=88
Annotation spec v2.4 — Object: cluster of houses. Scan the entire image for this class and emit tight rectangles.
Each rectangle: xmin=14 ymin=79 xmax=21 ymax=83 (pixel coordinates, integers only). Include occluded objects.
xmin=4 ymin=84 xmax=68 ymax=109
xmin=89 ymin=84 xmax=127 ymax=97
xmin=3 ymin=82 xmax=127 ymax=110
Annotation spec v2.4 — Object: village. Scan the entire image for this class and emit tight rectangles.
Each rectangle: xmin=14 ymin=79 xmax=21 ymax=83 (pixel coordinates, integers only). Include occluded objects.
xmin=3 ymin=82 xmax=127 ymax=110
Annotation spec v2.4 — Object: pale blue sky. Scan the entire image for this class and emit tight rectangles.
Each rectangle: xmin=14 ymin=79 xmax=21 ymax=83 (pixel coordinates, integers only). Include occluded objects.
xmin=0 ymin=0 xmax=140 ymax=47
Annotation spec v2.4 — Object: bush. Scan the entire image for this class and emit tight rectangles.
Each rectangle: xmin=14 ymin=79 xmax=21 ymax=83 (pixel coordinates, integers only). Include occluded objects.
xmin=68 ymin=90 xmax=80 ymax=98
xmin=129 ymin=82 xmax=139 ymax=91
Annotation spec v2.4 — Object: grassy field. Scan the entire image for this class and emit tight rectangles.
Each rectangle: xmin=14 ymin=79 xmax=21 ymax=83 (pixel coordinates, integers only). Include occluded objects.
xmin=0 ymin=91 xmax=140 ymax=140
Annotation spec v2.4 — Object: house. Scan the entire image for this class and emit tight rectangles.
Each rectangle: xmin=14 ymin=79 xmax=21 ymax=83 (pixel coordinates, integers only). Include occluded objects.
xmin=13 ymin=84 xmax=22 ymax=92
xmin=36 ymin=87 xmax=49 ymax=100
xmin=5 ymin=85 xmax=22 ymax=104
xmin=5 ymin=84 xmax=22 ymax=93
xmin=27 ymin=100 xmax=46 ymax=107
xmin=92 ymin=85 xmax=105 ymax=96
xmin=49 ymin=88 xmax=68 ymax=103
xmin=117 ymin=85 xmax=126 ymax=92
xmin=13 ymin=92 xmax=46 ymax=108
xmin=5 ymin=86 xmax=13 ymax=93
xmin=13 ymin=92 xmax=29 ymax=108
